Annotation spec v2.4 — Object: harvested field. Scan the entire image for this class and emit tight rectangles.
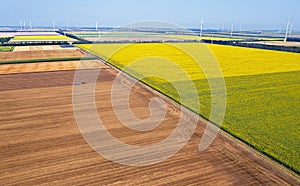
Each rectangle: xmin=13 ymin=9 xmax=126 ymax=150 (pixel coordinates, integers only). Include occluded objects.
xmin=0 ymin=60 xmax=104 ymax=75
xmin=0 ymin=62 xmax=299 ymax=185
xmin=0 ymin=49 xmax=87 ymax=62
xmin=84 ymin=36 xmax=178 ymax=42
xmin=13 ymin=45 xmax=64 ymax=52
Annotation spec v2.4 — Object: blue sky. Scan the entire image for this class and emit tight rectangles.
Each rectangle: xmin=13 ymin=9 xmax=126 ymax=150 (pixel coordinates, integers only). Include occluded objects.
xmin=1 ymin=0 xmax=299 ymax=30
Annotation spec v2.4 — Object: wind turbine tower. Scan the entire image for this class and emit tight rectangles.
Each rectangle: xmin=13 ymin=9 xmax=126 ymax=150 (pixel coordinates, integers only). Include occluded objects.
xmin=289 ymin=24 xmax=293 ymax=36
xmin=200 ymin=19 xmax=204 ymax=37
xmin=284 ymin=20 xmax=290 ymax=42
xmin=19 ymin=21 xmax=23 ymax=31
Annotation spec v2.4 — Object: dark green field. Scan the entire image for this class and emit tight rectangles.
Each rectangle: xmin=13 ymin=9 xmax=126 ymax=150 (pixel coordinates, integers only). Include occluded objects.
xmin=0 ymin=46 xmax=14 ymax=52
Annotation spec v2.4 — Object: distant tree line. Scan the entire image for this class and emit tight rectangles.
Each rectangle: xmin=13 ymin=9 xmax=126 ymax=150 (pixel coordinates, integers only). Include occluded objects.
xmin=0 ymin=37 xmax=12 ymax=44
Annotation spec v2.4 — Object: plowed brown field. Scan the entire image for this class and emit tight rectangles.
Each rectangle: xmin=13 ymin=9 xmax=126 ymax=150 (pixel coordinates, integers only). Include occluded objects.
xmin=0 ymin=49 xmax=86 ymax=62
xmin=0 ymin=60 xmax=106 ymax=75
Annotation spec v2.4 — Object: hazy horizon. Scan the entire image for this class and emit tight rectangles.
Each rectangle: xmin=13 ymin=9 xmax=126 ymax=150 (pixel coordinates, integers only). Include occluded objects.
xmin=1 ymin=0 xmax=299 ymax=31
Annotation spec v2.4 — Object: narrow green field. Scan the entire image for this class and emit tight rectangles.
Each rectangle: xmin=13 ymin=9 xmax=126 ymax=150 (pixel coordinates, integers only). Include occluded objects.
xmin=0 ymin=46 xmax=14 ymax=52
xmin=76 ymin=43 xmax=300 ymax=173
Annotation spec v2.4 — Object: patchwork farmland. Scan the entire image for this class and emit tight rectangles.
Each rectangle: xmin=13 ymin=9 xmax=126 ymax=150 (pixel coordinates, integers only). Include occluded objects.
xmin=0 ymin=61 xmax=299 ymax=185
xmin=0 ymin=28 xmax=299 ymax=185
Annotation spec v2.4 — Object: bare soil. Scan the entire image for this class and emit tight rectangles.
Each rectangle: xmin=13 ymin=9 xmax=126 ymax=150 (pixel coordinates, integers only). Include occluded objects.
xmin=0 ymin=60 xmax=106 ymax=75
xmin=13 ymin=45 xmax=63 ymax=52
xmin=0 ymin=49 xmax=87 ymax=62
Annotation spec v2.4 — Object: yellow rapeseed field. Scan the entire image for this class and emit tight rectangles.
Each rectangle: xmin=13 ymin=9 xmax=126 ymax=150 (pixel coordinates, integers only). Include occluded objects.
xmin=78 ymin=43 xmax=300 ymax=77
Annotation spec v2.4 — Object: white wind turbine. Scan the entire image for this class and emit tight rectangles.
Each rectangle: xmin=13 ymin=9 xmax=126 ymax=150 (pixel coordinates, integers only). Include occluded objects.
xmin=200 ymin=19 xmax=204 ymax=37
xmin=289 ymin=24 xmax=293 ymax=36
xmin=284 ymin=21 xmax=289 ymax=42
xmin=284 ymin=18 xmax=294 ymax=42
xmin=19 ymin=21 xmax=23 ymax=31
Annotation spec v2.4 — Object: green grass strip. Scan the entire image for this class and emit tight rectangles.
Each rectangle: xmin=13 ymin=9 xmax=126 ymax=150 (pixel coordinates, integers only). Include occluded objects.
xmin=0 ymin=46 xmax=15 ymax=52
